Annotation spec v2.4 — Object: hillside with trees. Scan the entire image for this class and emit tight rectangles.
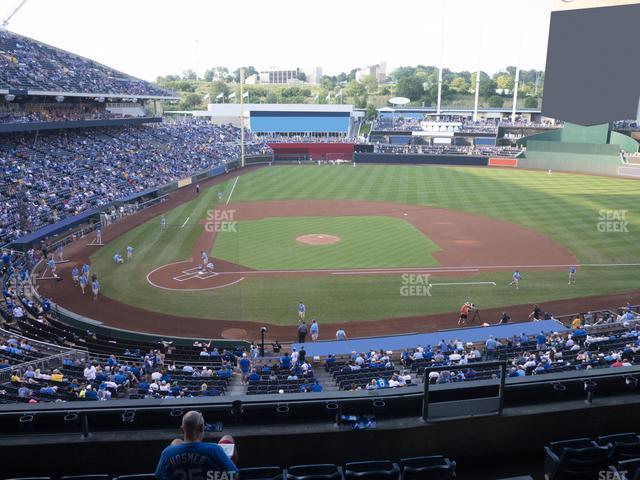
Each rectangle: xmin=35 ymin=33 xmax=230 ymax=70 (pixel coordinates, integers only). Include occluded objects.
xmin=156 ymin=65 xmax=544 ymax=114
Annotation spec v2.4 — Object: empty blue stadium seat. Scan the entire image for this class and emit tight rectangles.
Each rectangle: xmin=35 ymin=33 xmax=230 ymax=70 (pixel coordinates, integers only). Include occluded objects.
xmin=287 ymin=464 xmax=343 ymax=480
xmin=399 ymin=456 xmax=456 ymax=480
xmin=344 ymin=460 xmax=400 ymax=480
xmin=238 ymin=466 xmax=285 ymax=480
xmin=543 ymin=440 xmax=610 ymax=480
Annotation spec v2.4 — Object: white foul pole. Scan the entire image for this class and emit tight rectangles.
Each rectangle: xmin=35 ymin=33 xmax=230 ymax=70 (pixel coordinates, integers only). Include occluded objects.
xmin=473 ymin=70 xmax=480 ymax=121
xmin=511 ymin=66 xmax=520 ymax=122
xmin=1 ymin=0 xmax=28 ymax=28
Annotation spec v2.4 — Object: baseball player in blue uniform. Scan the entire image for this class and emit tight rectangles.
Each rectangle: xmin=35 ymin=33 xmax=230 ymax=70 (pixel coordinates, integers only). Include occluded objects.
xmin=509 ymin=270 xmax=522 ymax=290
xmin=298 ymin=301 xmax=306 ymax=321
xmin=568 ymin=266 xmax=577 ymax=285
xmin=82 ymin=263 xmax=90 ymax=278
xmin=95 ymin=228 xmax=102 ymax=244
xmin=79 ymin=274 xmax=87 ymax=295
xmin=71 ymin=266 xmax=80 ymax=285
xmin=126 ymin=245 xmax=134 ymax=261
xmin=91 ymin=278 xmax=100 ymax=300
xmin=160 ymin=215 xmax=167 ymax=230
xmin=47 ymin=257 xmax=57 ymax=277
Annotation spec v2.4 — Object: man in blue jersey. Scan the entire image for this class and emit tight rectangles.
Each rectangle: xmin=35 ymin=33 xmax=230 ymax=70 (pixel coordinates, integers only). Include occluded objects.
xmin=155 ymin=410 xmax=238 ymax=480
xmin=91 ymin=278 xmax=100 ymax=301
xmin=47 ymin=256 xmax=57 ymax=278
xmin=568 ymin=265 xmax=577 ymax=285
xmin=297 ymin=301 xmax=306 ymax=321
xmin=509 ymin=270 xmax=522 ymax=290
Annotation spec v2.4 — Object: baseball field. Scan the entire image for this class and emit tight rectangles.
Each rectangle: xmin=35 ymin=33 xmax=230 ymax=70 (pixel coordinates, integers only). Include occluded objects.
xmin=43 ymin=164 xmax=640 ymax=339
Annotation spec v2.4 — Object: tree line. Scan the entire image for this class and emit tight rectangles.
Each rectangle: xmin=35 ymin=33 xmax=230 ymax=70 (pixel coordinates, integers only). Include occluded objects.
xmin=156 ymin=64 xmax=544 ymax=113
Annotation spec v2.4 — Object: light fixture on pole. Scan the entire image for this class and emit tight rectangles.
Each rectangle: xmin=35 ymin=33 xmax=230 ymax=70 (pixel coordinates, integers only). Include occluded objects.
xmin=260 ymin=327 xmax=267 ymax=357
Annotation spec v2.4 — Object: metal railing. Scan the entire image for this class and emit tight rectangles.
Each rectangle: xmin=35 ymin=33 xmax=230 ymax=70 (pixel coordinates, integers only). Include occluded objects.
xmin=421 ymin=360 xmax=507 ymax=422
xmin=0 ymin=350 xmax=87 ymax=382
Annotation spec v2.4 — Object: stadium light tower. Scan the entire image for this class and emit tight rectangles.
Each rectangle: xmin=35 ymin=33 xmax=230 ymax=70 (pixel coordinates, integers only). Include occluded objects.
xmin=473 ymin=69 xmax=480 ymax=121
xmin=511 ymin=66 xmax=520 ymax=122
xmin=1 ymin=0 xmax=28 ymax=29
xmin=436 ymin=0 xmax=445 ymax=116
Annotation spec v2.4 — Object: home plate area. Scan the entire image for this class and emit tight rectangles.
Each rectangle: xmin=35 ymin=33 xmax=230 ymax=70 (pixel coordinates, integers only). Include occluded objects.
xmin=173 ymin=266 xmax=220 ymax=282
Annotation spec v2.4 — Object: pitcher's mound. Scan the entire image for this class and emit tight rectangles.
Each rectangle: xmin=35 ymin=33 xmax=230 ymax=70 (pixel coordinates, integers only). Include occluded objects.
xmin=296 ymin=234 xmax=341 ymax=245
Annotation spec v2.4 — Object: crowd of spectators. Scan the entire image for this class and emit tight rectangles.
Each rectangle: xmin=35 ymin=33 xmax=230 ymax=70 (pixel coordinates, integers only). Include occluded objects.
xmin=256 ymin=134 xmax=357 ymax=143
xmin=373 ymin=143 xmax=522 ymax=157
xmin=373 ymin=114 xmax=561 ymax=134
xmin=373 ymin=115 xmax=423 ymax=132
xmin=0 ymin=29 xmax=172 ymax=96
xmin=613 ymin=120 xmax=639 ymax=131
xmin=0 ymin=121 xmax=272 ymax=243
xmin=0 ymin=103 xmax=138 ymax=124
xmin=458 ymin=119 xmax=499 ymax=134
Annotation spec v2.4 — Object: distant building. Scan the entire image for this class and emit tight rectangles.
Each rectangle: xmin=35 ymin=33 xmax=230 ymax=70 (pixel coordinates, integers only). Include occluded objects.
xmin=245 ymin=74 xmax=259 ymax=85
xmin=258 ymin=68 xmax=300 ymax=84
xmin=356 ymin=62 xmax=387 ymax=83
xmin=305 ymin=66 xmax=323 ymax=84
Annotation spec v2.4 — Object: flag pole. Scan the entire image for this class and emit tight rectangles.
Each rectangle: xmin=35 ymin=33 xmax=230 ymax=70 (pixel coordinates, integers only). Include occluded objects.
xmin=240 ymin=68 xmax=245 ymax=168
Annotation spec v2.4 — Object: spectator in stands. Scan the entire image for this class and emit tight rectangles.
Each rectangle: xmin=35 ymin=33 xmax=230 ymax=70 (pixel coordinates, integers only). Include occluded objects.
xmin=280 ymin=352 xmax=292 ymax=369
xmin=155 ymin=410 xmax=238 ymax=479
xmin=336 ymin=328 xmax=347 ymax=341
xmin=0 ymin=121 xmax=272 ymax=244
xmin=485 ymin=336 xmax=498 ymax=359
xmin=238 ymin=353 xmax=251 ymax=385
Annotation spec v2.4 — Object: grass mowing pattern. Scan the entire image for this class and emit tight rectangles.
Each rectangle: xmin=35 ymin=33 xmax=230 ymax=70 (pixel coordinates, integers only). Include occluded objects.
xmin=212 ymin=216 xmax=440 ymax=270
xmin=91 ymin=165 xmax=640 ymax=325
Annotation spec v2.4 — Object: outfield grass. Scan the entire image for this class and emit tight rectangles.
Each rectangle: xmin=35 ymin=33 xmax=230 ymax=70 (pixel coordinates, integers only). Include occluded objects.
xmin=212 ymin=216 xmax=440 ymax=270
xmin=91 ymin=165 xmax=640 ymax=325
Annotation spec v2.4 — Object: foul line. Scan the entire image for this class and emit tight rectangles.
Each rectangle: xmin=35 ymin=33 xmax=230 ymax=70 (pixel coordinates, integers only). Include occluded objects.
xmin=226 ymin=176 xmax=239 ymax=205
xmin=180 ymin=216 xmax=190 ymax=229
xmin=332 ymin=268 xmax=479 ymax=276
xmin=431 ymin=281 xmax=497 ymax=287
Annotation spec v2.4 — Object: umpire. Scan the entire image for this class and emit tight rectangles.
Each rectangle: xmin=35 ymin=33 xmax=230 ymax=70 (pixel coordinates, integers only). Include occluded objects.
xmin=297 ymin=321 xmax=308 ymax=343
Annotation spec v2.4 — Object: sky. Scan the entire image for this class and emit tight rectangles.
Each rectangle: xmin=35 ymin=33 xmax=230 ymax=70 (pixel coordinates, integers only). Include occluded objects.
xmin=3 ymin=0 xmax=553 ymax=81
